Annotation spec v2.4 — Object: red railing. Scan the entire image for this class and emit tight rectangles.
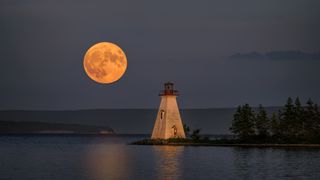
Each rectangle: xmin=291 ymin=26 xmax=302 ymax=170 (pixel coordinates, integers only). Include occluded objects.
xmin=159 ymin=90 xmax=179 ymax=96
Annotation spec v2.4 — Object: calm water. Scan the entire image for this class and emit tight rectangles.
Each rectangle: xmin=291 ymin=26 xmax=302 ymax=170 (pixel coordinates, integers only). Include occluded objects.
xmin=0 ymin=135 xmax=320 ymax=180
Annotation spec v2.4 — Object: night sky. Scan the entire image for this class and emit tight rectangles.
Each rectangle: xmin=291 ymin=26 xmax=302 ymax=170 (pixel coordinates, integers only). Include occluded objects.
xmin=1 ymin=0 xmax=320 ymax=110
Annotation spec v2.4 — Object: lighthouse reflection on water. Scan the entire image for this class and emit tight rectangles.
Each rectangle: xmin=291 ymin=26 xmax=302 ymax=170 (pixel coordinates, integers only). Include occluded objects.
xmin=85 ymin=143 xmax=183 ymax=180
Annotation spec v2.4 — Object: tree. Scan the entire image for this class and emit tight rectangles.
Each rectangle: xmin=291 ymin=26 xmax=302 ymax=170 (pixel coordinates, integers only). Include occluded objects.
xmin=304 ymin=98 xmax=315 ymax=140
xmin=303 ymin=98 xmax=320 ymax=142
xmin=183 ymin=124 xmax=190 ymax=137
xmin=270 ymin=112 xmax=279 ymax=137
xmin=255 ymin=105 xmax=269 ymax=139
xmin=230 ymin=104 xmax=255 ymax=140
xmin=313 ymin=103 xmax=320 ymax=142
xmin=190 ymin=129 xmax=201 ymax=141
xmin=279 ymin=97 xmax=295 ymax=140
xmin=293 ymin=97 xmax=304 ymax=138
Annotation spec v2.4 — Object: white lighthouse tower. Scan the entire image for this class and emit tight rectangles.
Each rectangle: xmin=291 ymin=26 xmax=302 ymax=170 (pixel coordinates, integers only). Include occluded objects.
xmin=151 ymin=82 xmax=186 ymax=139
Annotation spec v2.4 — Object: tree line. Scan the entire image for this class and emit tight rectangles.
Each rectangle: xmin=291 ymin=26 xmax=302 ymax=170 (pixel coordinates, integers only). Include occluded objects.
xmin=230 ymin=97 xmax=320 ymax=143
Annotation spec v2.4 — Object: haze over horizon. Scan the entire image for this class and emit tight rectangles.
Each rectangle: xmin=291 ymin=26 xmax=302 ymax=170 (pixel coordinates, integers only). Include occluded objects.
xmin=1 ymin=0 xmax=320 ymax=110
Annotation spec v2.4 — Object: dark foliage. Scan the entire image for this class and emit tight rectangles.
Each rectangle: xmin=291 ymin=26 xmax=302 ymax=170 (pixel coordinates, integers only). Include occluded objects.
xmin=183 ymin=124 xmax=190 ymax=137
xmin=255 ymin=104 xmax=270 ymax=139
xmin=229 ymin=104 xmax=255 ymax=140
xmin=230 ymin=97 xmax=320 ymax=144
xmin=191 ymin=129 xmax=201 ymax=141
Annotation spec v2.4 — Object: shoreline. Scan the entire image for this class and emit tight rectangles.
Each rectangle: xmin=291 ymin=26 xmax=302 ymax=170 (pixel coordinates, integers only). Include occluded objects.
xmin=131 ymin=139 xmax=320 ymax=148
xmin=133 ymin=143 xmax=320 ymax=148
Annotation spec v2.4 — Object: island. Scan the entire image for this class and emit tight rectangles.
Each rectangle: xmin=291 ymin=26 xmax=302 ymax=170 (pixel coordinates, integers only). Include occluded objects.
xmin=132 ymin=97 xmax=320 ymax=148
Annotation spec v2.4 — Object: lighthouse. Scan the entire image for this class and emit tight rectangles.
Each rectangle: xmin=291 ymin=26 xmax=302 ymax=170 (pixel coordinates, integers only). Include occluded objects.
xmin=151 ymin=82 xmax=186 ymax=139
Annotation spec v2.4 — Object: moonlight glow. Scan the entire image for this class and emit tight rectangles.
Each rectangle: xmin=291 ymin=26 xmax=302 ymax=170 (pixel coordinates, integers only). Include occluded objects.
xmin=83 ymin=42 xmax=127 ymax=84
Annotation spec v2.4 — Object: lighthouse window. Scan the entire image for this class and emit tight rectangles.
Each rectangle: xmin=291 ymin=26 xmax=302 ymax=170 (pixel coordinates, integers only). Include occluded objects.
xmin=160 ymin=110 xmax=165 ymax=119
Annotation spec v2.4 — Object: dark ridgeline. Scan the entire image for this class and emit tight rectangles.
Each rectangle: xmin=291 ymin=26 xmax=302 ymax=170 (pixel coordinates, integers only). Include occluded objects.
xmin=229 ymin=50 xmax=320 ymax=61
xmin=0 ymin=109 xmax=158 ymax=135
xmin=0 ymin=108 xmax=281 ymax=135
xmin=230 ymin=97 xmax=320 ymax=143
xmin=0 ymin=121 xmax=114 ymax=134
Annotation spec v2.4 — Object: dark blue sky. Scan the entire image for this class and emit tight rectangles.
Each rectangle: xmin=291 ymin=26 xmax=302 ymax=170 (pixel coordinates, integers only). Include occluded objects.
xmin=1 ymin=0 xmax=320 ymax=110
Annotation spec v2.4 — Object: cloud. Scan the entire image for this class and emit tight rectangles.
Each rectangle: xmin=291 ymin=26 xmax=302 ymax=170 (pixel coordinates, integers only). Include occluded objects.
xmin=229 ymin=51 xmax=320 ymax=61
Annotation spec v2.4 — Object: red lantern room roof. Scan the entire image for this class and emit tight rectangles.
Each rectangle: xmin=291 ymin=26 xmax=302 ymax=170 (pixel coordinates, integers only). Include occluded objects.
xmin=159 ymin=82 xmax=179 ymax=96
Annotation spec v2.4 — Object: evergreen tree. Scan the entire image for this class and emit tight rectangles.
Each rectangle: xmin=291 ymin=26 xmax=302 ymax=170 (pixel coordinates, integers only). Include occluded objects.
xmin=255 ymin=105 xmax=269 ymax=139
xmin=270 ymin=112 xmax=279 ymax=137
xmin=230 ymin=104 xmax=255 ymax=140
xmin=279 ymin=97 xmax=295 ymax=140
xmin=303 ymin=98 xmax=320 ymax=142
xmin=304 ymin=98 xmax=315 ymax=141
xmin=293 ymin=97 xmax=304 ymax=138
xmin=313 ymin=103 xmax=320 ymax=142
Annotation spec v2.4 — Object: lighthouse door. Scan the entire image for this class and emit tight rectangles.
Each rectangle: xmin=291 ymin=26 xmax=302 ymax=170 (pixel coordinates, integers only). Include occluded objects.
xmin=172 ymin=125 xmax=177 ymax=137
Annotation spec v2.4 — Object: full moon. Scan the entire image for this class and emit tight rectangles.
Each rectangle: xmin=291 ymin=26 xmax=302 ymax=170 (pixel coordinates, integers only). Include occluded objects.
xmin=83 ymin=42 xmax=127 ymax=84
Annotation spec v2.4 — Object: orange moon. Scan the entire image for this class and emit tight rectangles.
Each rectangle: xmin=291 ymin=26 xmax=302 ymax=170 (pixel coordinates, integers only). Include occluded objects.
xmin=83 ymin=42 xmax=127 ymax=84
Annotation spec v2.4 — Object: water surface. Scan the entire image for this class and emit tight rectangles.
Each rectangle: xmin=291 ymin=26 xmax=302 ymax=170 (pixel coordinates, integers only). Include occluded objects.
xmin=0 ymin=135 xmax=319 ymax=179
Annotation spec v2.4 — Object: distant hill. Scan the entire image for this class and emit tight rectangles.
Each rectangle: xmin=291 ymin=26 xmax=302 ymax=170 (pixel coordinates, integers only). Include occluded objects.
xmin=0 ymin=108 xmax=281 ymax=134
xmin=230 ymin=50 xmax=320 ymax=60
xmin=0 ymin=120 xmax=114 ymax=134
